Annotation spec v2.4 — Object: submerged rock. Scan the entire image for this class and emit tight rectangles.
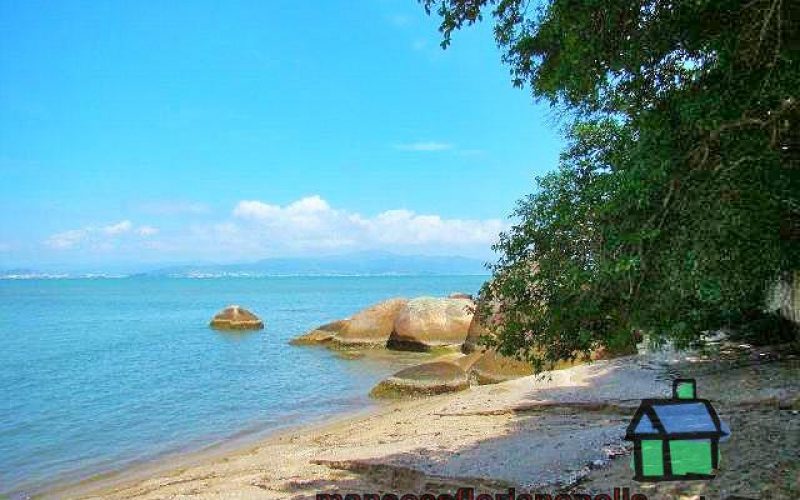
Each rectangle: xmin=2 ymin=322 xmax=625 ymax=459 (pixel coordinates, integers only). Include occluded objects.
xmin=370 ymin=361 xmax=469 ymax=398
xmin=387 ymin=297 xmax=474 ymax=351
xmin=209 ymin=305 xmax=264 ymax=331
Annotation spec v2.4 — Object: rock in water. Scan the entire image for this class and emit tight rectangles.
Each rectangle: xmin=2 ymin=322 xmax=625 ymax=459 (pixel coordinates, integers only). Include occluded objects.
xmin=290 ymin=298 xmax=407 ymax=347
xmin=387 ymin=297 xmax=474 ymax=351
xmin=370 ymin=361 xmax=469 ymax=398
xmin=334 ymin=298 xmax=408 ymax=345
xmin=289 ymin=320 xmax=347 ymax=345
xmin=209 ymin=305 xmax=264 ymax=331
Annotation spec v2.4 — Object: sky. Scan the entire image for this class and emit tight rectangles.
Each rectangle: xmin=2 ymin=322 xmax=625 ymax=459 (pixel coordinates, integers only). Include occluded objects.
xmin=0 ymin=0 xmax=564 ymax=272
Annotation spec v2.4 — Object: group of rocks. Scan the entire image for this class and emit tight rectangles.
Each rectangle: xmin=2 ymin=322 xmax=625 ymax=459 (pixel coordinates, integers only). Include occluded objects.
xmin=290 ymin=294 xmax=559 ymax=398
xmin=209 ymin=296 xmax=603 ymax=397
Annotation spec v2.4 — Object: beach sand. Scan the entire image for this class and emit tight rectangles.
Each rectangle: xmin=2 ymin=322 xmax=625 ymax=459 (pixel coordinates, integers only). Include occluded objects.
xmin=47 ymin=351 xmax=799 ymax=500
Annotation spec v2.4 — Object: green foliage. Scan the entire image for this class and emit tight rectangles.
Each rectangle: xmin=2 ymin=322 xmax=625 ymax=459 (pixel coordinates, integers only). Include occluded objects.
xmin=422 ymin=0 xmax=799 ymax=366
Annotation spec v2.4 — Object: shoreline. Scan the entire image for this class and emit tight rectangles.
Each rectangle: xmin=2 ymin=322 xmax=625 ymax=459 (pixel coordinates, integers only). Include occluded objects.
xmin=38 ymin=349 xmax=800 ymax=499
xmin=44 ymin=355 xmax=672 ymax=499
xmin=42 ymin=400 xmax=394 ymax=499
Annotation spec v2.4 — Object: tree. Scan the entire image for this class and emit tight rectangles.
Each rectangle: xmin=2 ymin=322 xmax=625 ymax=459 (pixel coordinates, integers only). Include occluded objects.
xmin=421 ymin=0 xmax=799 ymax=367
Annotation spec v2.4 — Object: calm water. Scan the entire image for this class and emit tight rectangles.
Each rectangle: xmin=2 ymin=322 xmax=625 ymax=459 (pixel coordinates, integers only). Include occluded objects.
xmin=0 ymin=275 xmax=486 ymax=497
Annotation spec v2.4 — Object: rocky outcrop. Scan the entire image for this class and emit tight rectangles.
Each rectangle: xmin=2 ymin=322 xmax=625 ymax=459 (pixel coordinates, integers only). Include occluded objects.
xmin=370 ymin=361 xmax=469 ymax=398
xmin=387 ymin=297 xmax=474 ymax=351
xmin=209 ymin=305 xmax=264 ymax=331
xmin=448 ymin=292 xmax=473 ymax=300
xmin=290 ymin=299 xmax=407 ymax=347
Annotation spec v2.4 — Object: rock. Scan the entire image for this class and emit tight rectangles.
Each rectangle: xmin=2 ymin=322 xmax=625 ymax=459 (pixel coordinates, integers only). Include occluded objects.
xmin=448 ymin=292 xmax=473 ymax=300
xmin=468 ymin=350 xmax=533 ymax=385
xmin=289 ymin=323 xmax=340 ymax=345
xmin=209 ymin=305 xmax=263 ymax=331
xmin=334 ymin=350 xmax=366 ymax=360
xmin=388 ymin=297 xmax=474 ymax=351
xmin=370 ymin=361 xmax=469 ymax=398
xmin=290 ymin=299 xmax=407 ymax=347
xmin=462 ymin=311 xmax=491 ymax=354
xmin=467 ymin=349 xmax=595 ymax=384
xmin=590 ymin=345 xmax=612 ymax=360
xmin=334 ymin=298 xmax=408 ymax=345
xmin=451 ymin=351 xmax=483 ymax=371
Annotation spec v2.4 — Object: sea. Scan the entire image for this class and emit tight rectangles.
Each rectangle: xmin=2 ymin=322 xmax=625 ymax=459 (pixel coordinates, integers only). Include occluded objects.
xmin=0 ymin=275 xmax=487 ymax=497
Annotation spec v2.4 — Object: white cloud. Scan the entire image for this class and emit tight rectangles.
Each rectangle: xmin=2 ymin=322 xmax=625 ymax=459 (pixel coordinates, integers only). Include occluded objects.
xmin=233 ymin=200 xmax=282 ymax=220
xmin=225 ymin=195 xmax=504 ymax=255
xmin=102 ymin=220 xmax=133 ymax=235
xmin=41 ymin=197 xmax=504 ymax=261
xmin=286 ymin=195 xmax=330 ymax=214
xmin=46 ymin=229 xmax=90 ymax=249
xmin=394 ymin=141 xmax=454 ymax=152
xmin=45 ymin=221 xmax=159 ymax=250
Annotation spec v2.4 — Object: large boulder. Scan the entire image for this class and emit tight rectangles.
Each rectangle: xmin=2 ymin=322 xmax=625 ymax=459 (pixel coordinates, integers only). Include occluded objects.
xmin=209 ymin=305 xmax=263 ymax=331
xmin=335 ymin=298 xmax=408 ymax=345
xmin=370 ymin=361 xmax=469 ymax=398
xmin=462 ymin=311 xmax=491 ymax=354
xmin=290 ymin=298 xmax=407 ymax=347
xmin=468 ymin=350 xmax=534 ymax=385
xmin=467 ymin=349 xmax=597 ymax=385
xmin=387 ymin=297 xmax=474 ymax=351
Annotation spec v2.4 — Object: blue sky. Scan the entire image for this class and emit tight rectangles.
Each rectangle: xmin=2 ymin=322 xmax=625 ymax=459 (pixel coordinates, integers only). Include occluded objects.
xmin=0 ymin=0 xmax=563 ymax=271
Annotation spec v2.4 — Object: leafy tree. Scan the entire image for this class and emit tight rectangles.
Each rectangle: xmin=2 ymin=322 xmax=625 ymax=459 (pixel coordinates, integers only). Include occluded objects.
xmin=421 ymin=0 xmax=799 ymax=367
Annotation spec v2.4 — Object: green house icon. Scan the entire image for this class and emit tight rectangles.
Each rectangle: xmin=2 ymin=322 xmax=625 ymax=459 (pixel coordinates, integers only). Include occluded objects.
xmin=625 ymin=379 xmax=730 ymax=481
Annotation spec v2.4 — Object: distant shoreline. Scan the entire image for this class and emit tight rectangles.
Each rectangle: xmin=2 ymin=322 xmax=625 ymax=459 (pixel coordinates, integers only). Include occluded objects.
xmin=1 ymin=251 xmax=493 ymax=280
xmin=0 ymin=273 xmax=492 ymax=280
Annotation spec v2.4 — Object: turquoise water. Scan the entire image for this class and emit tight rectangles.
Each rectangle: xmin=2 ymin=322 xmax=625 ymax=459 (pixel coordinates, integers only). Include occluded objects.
xmin=0 ymin=275 xmax=486 ymax=497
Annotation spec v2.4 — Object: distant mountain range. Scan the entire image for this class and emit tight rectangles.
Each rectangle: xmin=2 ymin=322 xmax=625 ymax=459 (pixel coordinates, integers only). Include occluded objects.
xmin=143 ymin=252 xmax=489 ymax=277
xmin=1 ymin=252 xmax=490 ymax=279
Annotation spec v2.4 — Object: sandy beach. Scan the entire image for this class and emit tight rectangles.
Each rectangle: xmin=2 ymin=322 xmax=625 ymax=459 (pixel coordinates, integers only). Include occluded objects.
xmin=46 ymin=347 xmax=799 ymax=500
